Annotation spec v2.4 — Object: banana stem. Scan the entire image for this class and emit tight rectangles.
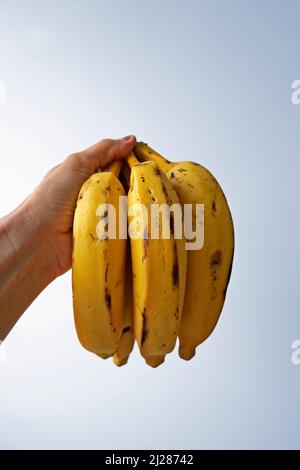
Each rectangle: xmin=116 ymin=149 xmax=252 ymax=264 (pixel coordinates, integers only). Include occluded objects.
xmin=126 ymin=151 xmax=139 ymax=169
xmin=134 ymin=142 xmax=170 ymax=172
xmin=108 ymin=160 xmax=122 ymax=177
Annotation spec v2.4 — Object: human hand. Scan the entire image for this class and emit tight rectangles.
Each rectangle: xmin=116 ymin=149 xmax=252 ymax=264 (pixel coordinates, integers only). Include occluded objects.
xmin=26 ymin=135 xmax=136 ymax=278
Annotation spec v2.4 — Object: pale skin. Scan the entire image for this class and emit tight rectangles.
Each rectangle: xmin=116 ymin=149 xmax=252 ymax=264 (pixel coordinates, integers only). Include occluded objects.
xmin=0 ymin=135 xmax=136 ymax=340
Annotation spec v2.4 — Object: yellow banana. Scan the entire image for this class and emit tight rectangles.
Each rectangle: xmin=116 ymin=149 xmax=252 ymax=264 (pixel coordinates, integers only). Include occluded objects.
xmin=126 ymin=152 xmax=187 ymax=367
xmin=72 ymin=160 xmax=126 ymax=357
xmin=134 ymin=143 xmax=234 ymax=360
xmin=113 ymin=243 xmax=135 ymax=366
xmin=113 ymin=165 xmax=135 ymax=366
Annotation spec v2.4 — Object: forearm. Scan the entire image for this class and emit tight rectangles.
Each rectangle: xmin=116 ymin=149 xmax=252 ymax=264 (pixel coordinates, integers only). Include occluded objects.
xmin=0 ymin=199 xmax=57 ymax=340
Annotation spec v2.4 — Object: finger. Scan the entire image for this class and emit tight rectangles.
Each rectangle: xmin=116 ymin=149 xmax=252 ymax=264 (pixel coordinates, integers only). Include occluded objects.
xmin=84 ymin=135 xmax=136 ymax=170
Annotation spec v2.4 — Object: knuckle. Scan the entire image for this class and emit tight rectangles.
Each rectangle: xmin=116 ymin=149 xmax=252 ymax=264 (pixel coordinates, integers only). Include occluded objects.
xmin=66 ymin=151 xmax=86 ymax=169
xmin=101 ymin=138 xmax=113 ymax=147
xmin=43 ymin=163 xmax=60 ymax=180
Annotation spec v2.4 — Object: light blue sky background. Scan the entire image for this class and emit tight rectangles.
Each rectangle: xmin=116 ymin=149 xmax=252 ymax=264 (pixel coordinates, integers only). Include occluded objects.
xmin=0 ymin=0 xmax=299 ymax=449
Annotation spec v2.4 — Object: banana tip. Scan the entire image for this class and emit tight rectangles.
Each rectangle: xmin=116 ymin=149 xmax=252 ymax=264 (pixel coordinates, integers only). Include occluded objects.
xmin=178 ymin=346 xmax=196 ymax=361
xmin=96 ymin=353 xmax=112 ymax=360
xmin=113 ymin=356 xmax=129 ymax=367
xmin=145 ymin=356 xmax=165 ymax=368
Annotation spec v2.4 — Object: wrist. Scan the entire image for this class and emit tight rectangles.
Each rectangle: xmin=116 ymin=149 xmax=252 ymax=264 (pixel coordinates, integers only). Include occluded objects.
xmin=0 ymin=198 xmax=59 ymax=338
xmin=3 ymin=197 xmax=59 ymax=286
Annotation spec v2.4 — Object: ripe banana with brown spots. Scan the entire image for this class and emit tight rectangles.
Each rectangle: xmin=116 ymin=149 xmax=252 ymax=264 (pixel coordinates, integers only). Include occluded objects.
xmin=126 ymin=153 xmax=187 ymax=367
xmin=113 ymin=167 xmax=135 ymax=367
xmin=72 ymin=161 xmax=126 ymax=358
xmin=113 ymin=273 xmax=135 ymax=365
xmin=134 ymin=142 xmax=234 ymax=361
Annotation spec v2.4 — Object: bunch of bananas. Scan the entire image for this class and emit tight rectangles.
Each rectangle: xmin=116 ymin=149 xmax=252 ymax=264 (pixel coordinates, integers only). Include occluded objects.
xmin=72 ymin=143 xmax=234 ymax=367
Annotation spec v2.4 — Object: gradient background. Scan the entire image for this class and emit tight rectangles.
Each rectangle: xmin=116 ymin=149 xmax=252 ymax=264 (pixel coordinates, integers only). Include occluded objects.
xmin=0 ymin=0 xmax=299 ymax=450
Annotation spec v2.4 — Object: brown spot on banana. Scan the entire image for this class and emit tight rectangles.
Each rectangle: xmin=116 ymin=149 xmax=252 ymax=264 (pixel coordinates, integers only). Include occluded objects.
xmin=210 ymin=250 xmax=222 ymax=266
xmin=99 ymin=210 xmax=109 ymax=220
xmin=104 ymin=288 xmax=112 ymax=311
xmin=209 ymin=250 xmax=222 ymax=297
xmin=161 ymin=181 xmax=169 ymax=200
xmin=172 ymin=242 xmax=179 ymax=287
xmin=142 ymin=226 xmax=149 ymax=262
xmin=170 ymin=212 xmax=174 ymax=237
xmin=141 ymin=308 xmax=149 ymax=345
xmin=122 ymin=326 xmax=131 ymax=334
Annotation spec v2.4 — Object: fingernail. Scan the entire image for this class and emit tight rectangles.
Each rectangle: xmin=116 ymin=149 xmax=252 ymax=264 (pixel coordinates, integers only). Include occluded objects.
xmin=122 ymin=135 xmax=135 ymax=142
